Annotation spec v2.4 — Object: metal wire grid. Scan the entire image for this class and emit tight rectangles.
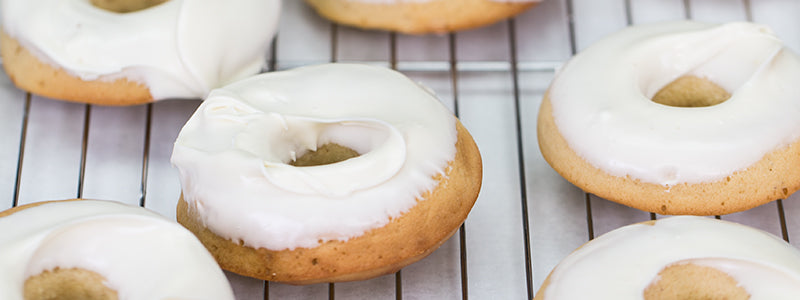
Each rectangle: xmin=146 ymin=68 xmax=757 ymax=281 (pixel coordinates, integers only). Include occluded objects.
xmin=2 ymin=0 xmax=800 ymax=299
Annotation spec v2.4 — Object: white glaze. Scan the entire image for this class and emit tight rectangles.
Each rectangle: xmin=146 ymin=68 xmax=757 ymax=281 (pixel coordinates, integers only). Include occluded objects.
xmin=548 ymin=21 xmax=800 ymax=185
xmin=0 ymin=200 xmax=234 ymax=300
xmin=0 ymin=0 xmax=280 ymax=100
xmin=543 ymin=216 xmax=800 ymax=299
xmin=171 ymin=63 xmax=458 ymax=250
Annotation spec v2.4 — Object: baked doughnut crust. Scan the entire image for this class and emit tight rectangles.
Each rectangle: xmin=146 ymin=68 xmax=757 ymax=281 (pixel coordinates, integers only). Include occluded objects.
xmin=24 ymin=268 xmax=118 ymax=300
xmin=0 ymin=31 xmax=153 ymax=105
xmin=177 ymin=120 xmax=482 ymax=284
xmin=537 ymin=94 xmax=800 ymax=215
xmin=643 ymin=263 xmax=749 ymax=300
xmin=89 ymin=0 xmax=168 ymax=13
xmin=304 ymin=0 xmax=537 ymax=34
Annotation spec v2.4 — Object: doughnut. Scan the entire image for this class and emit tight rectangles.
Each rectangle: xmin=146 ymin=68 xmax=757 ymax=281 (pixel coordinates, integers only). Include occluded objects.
xmin=171 ymin=63 xmax=482 ymax=284
xmin=535 ymin=216 xmax=800 ymax=299
xmin=0 ymin=199 xmax=234 ymax=300
xmin=304 ymin=0 xmax=539 ymax=34
xmin=0 ymin=0 xmax=280 ymax=105
xmin=537 ymin=21 xmax=800 ymax=215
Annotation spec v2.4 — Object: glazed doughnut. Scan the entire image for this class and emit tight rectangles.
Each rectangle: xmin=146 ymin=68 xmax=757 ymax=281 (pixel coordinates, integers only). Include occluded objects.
xmin=171 ymin=63 xmax=482 ymax=284
xmin=0 ymin=199 xmax=234 ymax=300
xmin=304 ymin=0 xmax=539 ymax=34
xmin=537 ymin=21 xmax=800 ymax=215
xmin=0 ymin=0 xmax=280 ymax=105
xmin=535 ymin=216 xmax=800 ymax=299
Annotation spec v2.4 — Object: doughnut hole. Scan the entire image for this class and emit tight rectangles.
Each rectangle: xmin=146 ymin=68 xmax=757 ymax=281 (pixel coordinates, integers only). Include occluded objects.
xmin=90 ymin=0 xmax=169 ymax=13
xmin=24 ymin=268 xmax=118 ymax=300
xmin=290 ymin=143 xmax=360 ymax=167
xmin=651 ymin=75 xmax=731 ymax=107
xmin=643 ymin=263 xmax=749 ymax=300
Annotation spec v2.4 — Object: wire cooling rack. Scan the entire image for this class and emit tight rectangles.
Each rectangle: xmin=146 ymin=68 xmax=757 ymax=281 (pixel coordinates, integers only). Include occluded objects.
xmin=2 ymin=0 xmax=799 ymax=299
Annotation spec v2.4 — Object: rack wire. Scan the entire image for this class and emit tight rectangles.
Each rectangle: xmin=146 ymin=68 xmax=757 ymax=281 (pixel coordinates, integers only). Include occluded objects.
xmin=1 ymin=0 xmax=799 ymax=299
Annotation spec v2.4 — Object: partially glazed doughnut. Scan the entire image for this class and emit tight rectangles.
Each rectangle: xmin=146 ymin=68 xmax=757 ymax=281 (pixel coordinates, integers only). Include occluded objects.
xmin=0 ymin=0 xmax=280 ymax=105
xmin=0 ymin=199 xmax=234 ymax=300
xmin=535 ymin=217 xmax=800 ymax=299
xmin=537 ymin=21 xmax=800 ymax=215
xmin=171 ymin=63 xmax=482 ymax=284
xmin=304 ymin=0 xmax=539 ymax=34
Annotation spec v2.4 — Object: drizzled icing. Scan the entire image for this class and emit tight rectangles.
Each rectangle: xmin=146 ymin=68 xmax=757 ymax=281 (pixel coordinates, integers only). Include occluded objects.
xmin=548 ymin=21 xmax=800 ymax=185
xmin=543 ymin=216 xmax=800 ymax=299
xmin=171 ymin=63 xmax=458 ymax=250
xmin=0 ymin=0 xmax=280 ymax=100
xmin=0 ymin=200 xmax=234 ymax=300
